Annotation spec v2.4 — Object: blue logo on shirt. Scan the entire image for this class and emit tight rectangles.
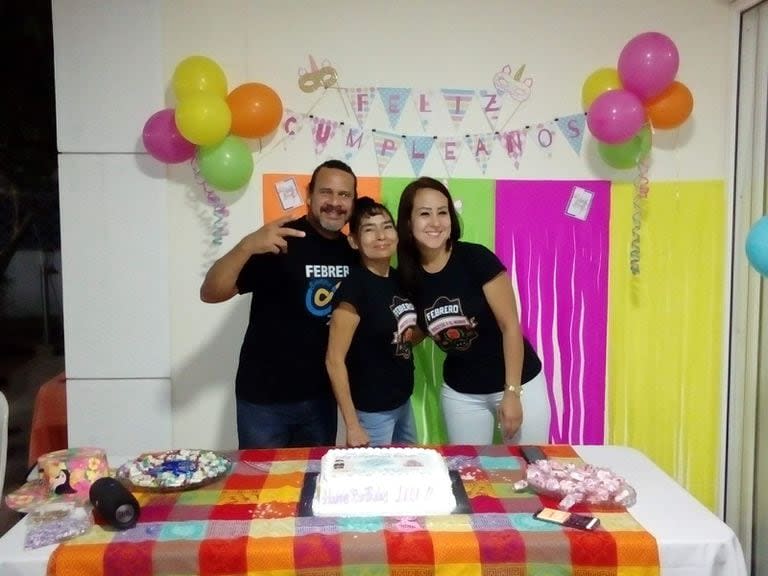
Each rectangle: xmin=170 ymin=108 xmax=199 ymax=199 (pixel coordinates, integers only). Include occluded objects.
xmin=305 ymin=278 xmax=340 ymax=317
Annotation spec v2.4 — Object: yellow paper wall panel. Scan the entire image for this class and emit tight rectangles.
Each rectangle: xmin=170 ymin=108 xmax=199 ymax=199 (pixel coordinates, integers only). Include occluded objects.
xmin=607 ymin=180 xmax=725 ymax=510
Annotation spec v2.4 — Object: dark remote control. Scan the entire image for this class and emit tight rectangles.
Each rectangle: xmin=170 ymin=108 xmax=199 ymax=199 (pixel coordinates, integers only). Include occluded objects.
xmin=520 ymin=445 xmax=547 ymax=464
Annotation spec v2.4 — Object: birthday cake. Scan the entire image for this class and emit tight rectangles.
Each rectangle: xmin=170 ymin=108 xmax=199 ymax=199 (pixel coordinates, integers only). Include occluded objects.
xmin=312 ymin=447 xmax=456 ymax=517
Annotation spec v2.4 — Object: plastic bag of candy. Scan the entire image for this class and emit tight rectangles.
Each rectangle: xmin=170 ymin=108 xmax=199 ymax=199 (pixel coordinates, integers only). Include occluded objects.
xmin=24 ymin=501 xmax=93 ymax=549
xmin=514 ymin=460 xmax=637 ymax=510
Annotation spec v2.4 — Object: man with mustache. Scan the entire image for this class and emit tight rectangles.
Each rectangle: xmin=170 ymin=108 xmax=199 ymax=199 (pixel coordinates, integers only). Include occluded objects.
xmin=201 ymin=160 xmax=357 ymax=448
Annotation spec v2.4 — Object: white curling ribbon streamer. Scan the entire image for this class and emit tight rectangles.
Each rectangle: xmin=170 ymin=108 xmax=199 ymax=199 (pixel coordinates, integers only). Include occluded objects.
xmin=630 ymin=158 xmax=650 ymax=275
xmin=191 ymin=158 xmax=230 ymax=246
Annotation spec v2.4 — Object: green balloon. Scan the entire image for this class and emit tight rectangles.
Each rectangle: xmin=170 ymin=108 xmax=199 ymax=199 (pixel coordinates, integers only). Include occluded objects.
xmin=597 ymin=125 xmax=652 ymax=169
xmin=196 ymin=135 xmax=254 ymax=191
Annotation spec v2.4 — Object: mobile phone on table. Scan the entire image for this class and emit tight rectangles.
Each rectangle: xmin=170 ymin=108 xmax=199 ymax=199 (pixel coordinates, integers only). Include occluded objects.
xmin=520 ymin=445 xmax=547 ymax=464
xmin=533 ymin=507 xmax=600 ymax=530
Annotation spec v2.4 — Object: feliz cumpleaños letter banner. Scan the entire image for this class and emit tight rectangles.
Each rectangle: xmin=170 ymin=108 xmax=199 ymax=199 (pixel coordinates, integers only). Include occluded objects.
xmin=271 ymin=63 xmax=586 ymax=176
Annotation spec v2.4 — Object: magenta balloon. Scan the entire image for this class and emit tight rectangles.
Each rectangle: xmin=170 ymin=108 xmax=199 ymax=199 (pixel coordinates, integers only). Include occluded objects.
xmin=142 ymin=108 xmax=196 ymax=164
xmin=618 ymin=32 xmax=679 ymax=101
xmin=586 ymin=89 xmax=646 ymax=144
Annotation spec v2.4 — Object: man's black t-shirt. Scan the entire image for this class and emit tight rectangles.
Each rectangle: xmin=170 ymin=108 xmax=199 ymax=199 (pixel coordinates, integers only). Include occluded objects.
xmin=235 ymin=216 xmax=356 ymax=404
xmin=415 ymin=241 xmax=541 ymax=394
xmin=333 ymin=267 xmax=416 ymax=412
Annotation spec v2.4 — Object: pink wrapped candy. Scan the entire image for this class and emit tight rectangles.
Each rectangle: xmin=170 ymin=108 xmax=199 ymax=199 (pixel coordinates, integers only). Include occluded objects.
xmin=520 ymin=460 xmax=637 ymax=510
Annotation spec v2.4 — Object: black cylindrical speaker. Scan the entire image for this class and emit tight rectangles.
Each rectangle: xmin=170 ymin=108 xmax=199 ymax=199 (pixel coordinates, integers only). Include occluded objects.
xmin=89 ymin=477 xmax=140 ymax=530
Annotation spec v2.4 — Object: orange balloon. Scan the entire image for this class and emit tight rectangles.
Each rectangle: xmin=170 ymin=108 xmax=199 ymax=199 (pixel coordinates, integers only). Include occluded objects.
xmin=646 ymin=81 xmax=693 ymax=129
xmin=226 ymin=83 xmax=283 ymax=138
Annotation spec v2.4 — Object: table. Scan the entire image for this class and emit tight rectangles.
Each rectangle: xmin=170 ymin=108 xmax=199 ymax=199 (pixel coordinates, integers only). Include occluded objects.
xmin=0 ymin=445 xmax=747 ymax=576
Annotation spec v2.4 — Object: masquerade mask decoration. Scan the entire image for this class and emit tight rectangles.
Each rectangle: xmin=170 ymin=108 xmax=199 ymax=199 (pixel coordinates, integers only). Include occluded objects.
xmin=298 ymin=55 xmax=339 ymax=93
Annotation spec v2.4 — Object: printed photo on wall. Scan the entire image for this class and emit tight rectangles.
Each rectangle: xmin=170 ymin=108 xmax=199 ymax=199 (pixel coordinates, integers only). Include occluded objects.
xmin=275 ymin=178 xmax=304 ymax=211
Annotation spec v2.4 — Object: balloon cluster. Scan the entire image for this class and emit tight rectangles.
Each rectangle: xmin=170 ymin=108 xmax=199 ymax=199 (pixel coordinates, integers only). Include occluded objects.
xmin=583 ymin=32 xmax=693 ymax=169
xmin=141 ymin=55 xmax=283 ymax=191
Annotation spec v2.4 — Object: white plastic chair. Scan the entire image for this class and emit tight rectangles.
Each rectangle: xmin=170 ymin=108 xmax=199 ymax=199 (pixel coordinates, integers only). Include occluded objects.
xmin=0 ymin=390 xmax=8 ymax=502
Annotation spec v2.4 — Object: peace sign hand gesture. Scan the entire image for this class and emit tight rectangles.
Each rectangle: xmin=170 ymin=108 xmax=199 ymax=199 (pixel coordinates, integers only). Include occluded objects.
xmin=242 ymin=213 xmax=306 ymax=255
xmin=200 ymin=213 xmax=308 ymax=303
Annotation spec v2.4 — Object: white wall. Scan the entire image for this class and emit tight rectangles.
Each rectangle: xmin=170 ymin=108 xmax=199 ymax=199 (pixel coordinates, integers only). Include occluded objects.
xmin=53 ymin=1 xmax=732 ymax=454
xmin=53 ymin=0 xmax=171 ymax=456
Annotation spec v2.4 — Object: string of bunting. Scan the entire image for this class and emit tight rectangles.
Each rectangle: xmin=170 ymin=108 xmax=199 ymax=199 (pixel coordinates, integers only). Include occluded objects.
xmin=259 ymin=102 xmax=588 ymax=177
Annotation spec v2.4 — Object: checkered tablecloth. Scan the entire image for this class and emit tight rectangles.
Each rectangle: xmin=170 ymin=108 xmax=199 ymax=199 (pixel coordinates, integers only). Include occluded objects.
xmin=48 ymin=445 xmax=659 ymax=576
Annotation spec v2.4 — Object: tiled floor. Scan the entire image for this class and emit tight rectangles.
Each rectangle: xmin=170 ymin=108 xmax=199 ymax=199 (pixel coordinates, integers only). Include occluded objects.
xmin=0 ymin=325 xmax=65 ymax=538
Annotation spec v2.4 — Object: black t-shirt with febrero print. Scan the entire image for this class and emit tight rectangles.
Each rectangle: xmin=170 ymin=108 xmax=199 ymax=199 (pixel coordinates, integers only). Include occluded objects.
xmin=414 ymin=241 xmax=542 ymax=394
xmin=333 ymin=266 xmax=416 ymax=412
xmin=235 ymin=216 xmax=356 ymax=404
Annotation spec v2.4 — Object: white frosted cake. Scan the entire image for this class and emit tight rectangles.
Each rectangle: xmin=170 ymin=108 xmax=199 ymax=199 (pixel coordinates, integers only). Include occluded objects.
xmin=312 ymin=447 xmax=456 ymax=517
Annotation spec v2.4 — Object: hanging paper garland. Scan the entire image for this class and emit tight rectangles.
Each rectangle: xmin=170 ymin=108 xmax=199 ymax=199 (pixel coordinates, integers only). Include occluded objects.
xmin=191 ymin=158 xmax=229 ymax=246
xmin=629 ymin=157 xmax=650 ymax=275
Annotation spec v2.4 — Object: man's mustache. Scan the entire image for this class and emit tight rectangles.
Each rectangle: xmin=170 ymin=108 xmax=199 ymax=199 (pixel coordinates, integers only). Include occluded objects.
xmin=320 ymin=206 xmax=347 ymax=215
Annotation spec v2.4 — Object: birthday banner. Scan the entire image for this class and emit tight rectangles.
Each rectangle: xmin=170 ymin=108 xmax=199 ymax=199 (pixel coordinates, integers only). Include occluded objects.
xmin=276 ymin=107 xmax=587 ymax=176
xmin=260 ymin=60 xmax=590 ymax=175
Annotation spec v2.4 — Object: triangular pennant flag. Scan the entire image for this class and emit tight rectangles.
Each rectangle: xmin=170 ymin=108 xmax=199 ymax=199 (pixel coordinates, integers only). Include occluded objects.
xmin=555 ymin=113 xmax=587 ymax=155
xmin=533 ymin=122 xmax=556 ymax=156
xmin=404 ymin=135 xmax=435 ymax=176
xmin=441 ymin=89 xmax=474 ymax=130
xmin=435 ymin=136 xmax=463 ymax=176
xmin=412 ymin=90 xmax=435 ymax=130
xmin=342 ymin=126 xmax=369 ymax=162
xmin=279 ymin=109 xmax=305 ymax=150
xmin=378 ymin=87 xmax=412 ymax=129
xmin=346 ymin=87 xmax=377 ymax=128
xmin=311 ymin=116 xmax=339 ymax=157
xmin=371 ymin=131 xmax=402 ymax=175
xmin=497 ymin=129 xmax=526 ymax=169
xmin=464 ymin=133 xmax=494 ymax=175
xmin=478 ymin=89 xmax=503 ymax=131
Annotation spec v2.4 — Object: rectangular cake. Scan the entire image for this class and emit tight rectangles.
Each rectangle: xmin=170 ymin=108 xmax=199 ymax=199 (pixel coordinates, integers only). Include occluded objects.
xmin=312 ymin=447 xmax=456 ymax=517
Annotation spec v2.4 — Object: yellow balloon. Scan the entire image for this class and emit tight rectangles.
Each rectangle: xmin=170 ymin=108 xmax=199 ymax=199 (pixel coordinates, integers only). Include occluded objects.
xmin=582 ymin=67 xmax=622 ymax=111
xmin=172 ymin=56 xmax=228 ymax=101
xmin=174 ymin=94 xmax=232 ymax=146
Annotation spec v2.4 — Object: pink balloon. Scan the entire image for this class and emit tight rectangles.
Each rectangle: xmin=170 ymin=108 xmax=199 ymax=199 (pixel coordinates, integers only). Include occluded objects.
xmin=587 ymin=89 xmax=646 ymax=144
xmin=142 ymin=108 xmax=196 ymax=164
xmin=618 ymin=32 xmax=679 ymax=101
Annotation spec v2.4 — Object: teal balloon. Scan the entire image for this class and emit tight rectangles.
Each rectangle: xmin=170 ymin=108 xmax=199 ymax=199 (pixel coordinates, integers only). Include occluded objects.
xmin=746 ymin=216 xmax=768 ymax=276
xmin=597 ymin=125 xmax=652 ymax=169
xmin=196 ymin=135 xmax=254 ymax=191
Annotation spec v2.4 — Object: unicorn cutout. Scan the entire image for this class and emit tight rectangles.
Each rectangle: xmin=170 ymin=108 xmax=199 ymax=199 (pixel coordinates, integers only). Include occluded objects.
xmin=493 ymin=64 xmax=534 ymax=103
